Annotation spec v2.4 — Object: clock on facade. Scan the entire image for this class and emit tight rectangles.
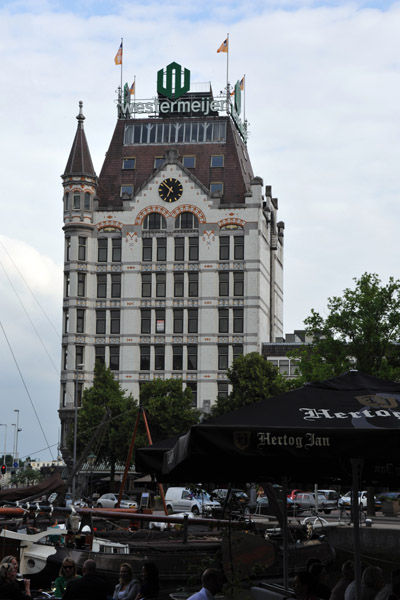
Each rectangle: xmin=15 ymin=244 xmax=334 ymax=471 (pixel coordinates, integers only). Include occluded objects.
xmin=158 ymin=178 xmax=183 ymax=202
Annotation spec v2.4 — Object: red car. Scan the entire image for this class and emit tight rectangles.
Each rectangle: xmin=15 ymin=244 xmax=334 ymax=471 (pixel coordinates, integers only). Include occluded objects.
xmin=287 ymin=489 xmax=305 ymax=500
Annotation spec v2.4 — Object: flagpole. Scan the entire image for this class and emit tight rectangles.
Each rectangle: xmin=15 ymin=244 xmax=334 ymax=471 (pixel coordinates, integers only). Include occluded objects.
xmin=120 ymin=37 xmax=123 ymax=92
xmin=243 ymin=74 xmax=246 ymax=123
xmin=134 ymin=75 xmax=136 ymax=120
xmin=226 ymin=32 xmax=230 ymax=112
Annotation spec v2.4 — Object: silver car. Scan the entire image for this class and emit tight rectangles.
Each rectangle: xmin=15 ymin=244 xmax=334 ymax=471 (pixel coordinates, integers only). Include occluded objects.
xmin=96 ymin=493 xmax=138 ymax=509
xmin=294 ymin=492 xmax=336 ymax=514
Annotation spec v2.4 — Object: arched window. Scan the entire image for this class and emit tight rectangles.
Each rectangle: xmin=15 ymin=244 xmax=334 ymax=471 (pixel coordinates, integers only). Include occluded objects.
xmin=64 ymin=192 xmax=69 ymax=211
xmin=175 ymin=212 xmax=199 ymax=230
xmin=143 ymin=213 xmax=167 ymax=230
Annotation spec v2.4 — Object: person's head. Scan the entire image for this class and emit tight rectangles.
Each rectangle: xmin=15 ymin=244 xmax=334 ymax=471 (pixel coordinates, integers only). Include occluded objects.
xmin=294 ymin=572 xmax=316 ymax=599
xmin=50 ymin=518 xmax=58 ymax=527
xmin=60 ymin=558 xmax=77 ymax=579
xmin=362 ymin=566 xmax=384 ymax=591
xmin=142 ymin=562 xmax=159 ymax=583
xmin=0 ymin=563 xmax=16 ymax=582
xmin=119 ymin=563 xmax=133 ymax=584
xmin=0 ymin=556 xmax=18 ymax=573
xmin=342 ymin=561 xmax=354 ymax=582
xmin=309 ymin=562 xmax=328 ymax=583
xmin=202 ymin=569 xmax=224 ymax=595
xmin=83 ymin=559 xmax=96 ymax=576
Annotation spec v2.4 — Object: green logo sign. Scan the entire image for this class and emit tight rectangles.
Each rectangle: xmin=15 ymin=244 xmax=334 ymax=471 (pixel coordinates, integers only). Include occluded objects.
xmin=157 ymin=61 xmax=191 ymax=100
xmin=234 ymin=80 xmax=241 ymax=116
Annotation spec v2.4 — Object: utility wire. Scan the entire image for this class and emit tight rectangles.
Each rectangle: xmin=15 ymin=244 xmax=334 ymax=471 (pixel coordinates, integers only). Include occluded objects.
xmin=0 ymin=321 xmax=54 ymax=459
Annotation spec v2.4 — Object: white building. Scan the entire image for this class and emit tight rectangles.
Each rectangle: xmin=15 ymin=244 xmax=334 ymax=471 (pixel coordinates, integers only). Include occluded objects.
xmin=59 ymin=62 xmax=284 ymax=453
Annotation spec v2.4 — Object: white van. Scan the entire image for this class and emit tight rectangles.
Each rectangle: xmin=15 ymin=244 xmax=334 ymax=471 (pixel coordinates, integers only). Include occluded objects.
xmin=165 ymin=487 xmax=221 ymax=515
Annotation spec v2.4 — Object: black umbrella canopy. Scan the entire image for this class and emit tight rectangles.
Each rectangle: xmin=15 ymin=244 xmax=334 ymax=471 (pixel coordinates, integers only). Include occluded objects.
xmin=162 ymin=371 xmax=400 ymax=484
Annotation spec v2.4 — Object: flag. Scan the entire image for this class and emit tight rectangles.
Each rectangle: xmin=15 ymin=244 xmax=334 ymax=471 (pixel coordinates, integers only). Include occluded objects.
xmin=130 ymin=80 xmax=135 ymax=95
xmin=240 ymin=75 xmax=245 ymax=91
xmin=217 ymin=38 xmax=228 ymax=53
xmin=114 ymin=42 xmax=123 ymax=65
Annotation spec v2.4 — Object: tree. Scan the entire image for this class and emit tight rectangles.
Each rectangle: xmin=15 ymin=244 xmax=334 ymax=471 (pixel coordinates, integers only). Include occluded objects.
xmin=289 ymin=273 xmax=400 ymax=382
xmin=75 ymin=361 xmax=138 ymax=488
xmin=139 ymin=379 xmax=201 ymax=443
xmin=211 ymin=352 xmax=290 ymax=417
xmin=10 ymin=466 xmax=43 ymax=486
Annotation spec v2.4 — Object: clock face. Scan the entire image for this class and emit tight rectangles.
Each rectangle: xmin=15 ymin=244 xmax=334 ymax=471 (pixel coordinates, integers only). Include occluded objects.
xmin=158 ymin=178 xmax=183 ymax=203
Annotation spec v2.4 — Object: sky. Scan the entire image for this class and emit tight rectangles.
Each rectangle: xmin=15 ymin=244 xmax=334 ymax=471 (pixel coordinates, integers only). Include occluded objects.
xmin=1 ymin=0 xmax=400 ymax=461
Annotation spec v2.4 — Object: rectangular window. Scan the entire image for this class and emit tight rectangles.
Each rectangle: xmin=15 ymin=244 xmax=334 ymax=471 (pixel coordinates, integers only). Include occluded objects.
xmin=110 ymin=309 xmax=120 ymax=334
xmin=65 ymin=273 xmax=70 ymax=297
xmin=189 ymin=237 xmax=199 ymax=261
xmin=219 ymin=272 xmax=229 ymax=296
xmin=210 ymin=182 xmax=223 ymax=196
xmin=219 ymin=236 xmax=230 ymax=260
xmin=174 ymin=309 xmax=183 ymax=333
xmin=154 ymin=157 xmax=164 ymax=169
xmin=218 ymin=382 xmax=229 ymax=399
xmin=142 ymin=273 xmax=151 ymax=297
xmin=155 ymin=345 xmax=165 ymax=370
xmin=182 ymin=156 xmax=195 ymax=168
xmin=233 ymin=308 xmax=244 ymax=333
xmin=76 ymin=309 xmax=85 ymax=333
xmin=78 ymin=237 xmax=86 ymax=261
xmin=62 ymin=346 xmax=68 ymax=370
xmin=174 ymin=272 xmax=184 ymax=297
xmin=75 ymin=382 xmax=83 ymax=408
xmin=211 ymin=155 xmax=224 ymax=167
xmin=140 ymin=346 xmax=150 ymax=370
xmin=234 ymin=272 xmax=244 ymax=296
xmin=186 ymin=382 xmax=197 ymax=407
xmin=122 ymin=157 xmax=135 ymax=169
xmin=142 ymin=238 xmax=152 ymax=262
xmin=234 ymin=236 xmax=244 ymax=260
xmin=66 ymin=237 xmax=71 ymax=262
xmin=73 ymin=194 xmax=81 ymax=209
xmin=111 ymin=273 xmax=121 ymax=298
xmin=157 ymin=237 xmax=167 ymax=261
xmin=84 ymin=192 xmax=91 ymax=210
xmin=109 ymin=346 xmax=120 ymax=370
xmin=112 ymin=238 xmax=122 ymax=262
xmin=188 ymin=272 xmax=198 ymax=297
xmin=187 ymin=345 xmax=198 ymax=370
xmin=63 ymin=309 xmax=69 ymax=333
xmin=77 ymin=273 xmax=86 ymax=297
xmin=121 ymin=185 xmax=133 ymax=196
xmin=233 ymin=344 xmax=243 ymax=362
xmin=141 ymin=309 xmax=151 ymax=334
xmin=95 ymin=346 xmax=105 ymax=365
xmin=98 ymin=238 xmax=108 ymax=262
xmin=76 ymin=345 xmax=84 ymax=368
xmin=155 ymin=309 xmax=165 ymax=333
xmin=219 ymin=308 xmax=229 ymax=333
xmin=156 ymin=273 xmax=166 ymax=297
xmin=97 ymin=274 xmax=107 ymax=298
xmin=173 ymin=346 xmax=183 ymax=370
xmin=96 ymin=310 xmax=106 ymax=334
xmin=62 ymin=383 xmax=67 ymax=407
xmin=187 ymin=309 xmax=198 ymax=333
xmin=175 ymin=237 xmax=184 ymax=261
xmin=218 ymin=345 xmax=229 ymax=371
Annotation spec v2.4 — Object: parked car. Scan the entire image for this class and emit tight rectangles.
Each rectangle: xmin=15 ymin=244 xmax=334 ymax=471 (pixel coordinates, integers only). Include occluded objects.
xmin=165 ymin=487 xmax=221 ymax=515
xmin=294 ymin=492 xmax=337 ymax=514
xmin=287 ymin=489 xmax=305 ymax=500
xmin=318 ymin=489 xmax=340 ymax=506
xmin=96 ymin=493 xmax=138 ymax=509
xmin=339 ymin=491 xmax=380 ymax=511
xmin=211 ymin=488 xmax=248 ymax=505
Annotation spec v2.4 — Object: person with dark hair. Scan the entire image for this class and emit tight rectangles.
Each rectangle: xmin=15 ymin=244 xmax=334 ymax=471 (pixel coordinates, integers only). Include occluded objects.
xmin=54 ymin=558 xmax=79 ymax=598
xmin=309 ymin=563 xmax=331 ymax=600
xmin=0 ymin=562 xmax=30 ymax=599
xmin=113 ymin=563 xmax=140 ymax=600
xmin=136 ymin=563 xmax=159 ymax=600
xmin=63 ymin=559 xmax=107 ymax=600
xmin=330 ymin=561 xmax=355 ymax=600
xmin=187 ymin=569 xmax=224 ymax=600
xmin=293 ymin=572 xmax=319 ymax=600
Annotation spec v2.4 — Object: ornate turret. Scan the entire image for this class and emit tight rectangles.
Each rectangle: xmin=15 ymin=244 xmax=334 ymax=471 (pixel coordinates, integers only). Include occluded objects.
xmin=63 ymin=101 xmax=96 ymax=179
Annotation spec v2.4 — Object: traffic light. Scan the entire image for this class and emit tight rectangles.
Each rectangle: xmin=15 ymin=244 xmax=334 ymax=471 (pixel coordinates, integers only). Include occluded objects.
xmin=1 ymin=465 xmax=6 ymax=475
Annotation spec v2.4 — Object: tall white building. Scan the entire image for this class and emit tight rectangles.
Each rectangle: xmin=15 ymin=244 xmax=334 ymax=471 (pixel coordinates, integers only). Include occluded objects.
xmin=59 ymin=62 xmax=284 ymax=454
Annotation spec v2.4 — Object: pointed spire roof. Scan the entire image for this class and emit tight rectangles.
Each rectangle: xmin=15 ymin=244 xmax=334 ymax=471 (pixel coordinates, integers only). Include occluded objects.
xmin=63 ymin=101 xmax=96 ymax=178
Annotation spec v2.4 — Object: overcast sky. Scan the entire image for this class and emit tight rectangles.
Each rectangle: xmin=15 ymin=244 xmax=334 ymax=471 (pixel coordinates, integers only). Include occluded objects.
xmin=1 ymin=0 xmax=399 ymax=461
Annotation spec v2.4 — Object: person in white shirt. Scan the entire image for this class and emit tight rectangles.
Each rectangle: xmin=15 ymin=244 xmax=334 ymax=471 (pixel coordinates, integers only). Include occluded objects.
xmin=187 ymin=569 xmax=224 ymax=600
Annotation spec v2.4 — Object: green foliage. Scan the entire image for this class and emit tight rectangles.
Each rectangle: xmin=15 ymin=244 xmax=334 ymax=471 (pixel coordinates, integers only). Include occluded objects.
xmin=211 ymin=352 xmax=290 ymax=416
xmin=289 ymin=273 xmax=400 ymax=382
xmin=10 ymin=467 xmax=43 ymax=486
xmin=139 ymin=379 xmax=201 ymax=443
xmin=75 ymin=361 xmax=138 ymax=476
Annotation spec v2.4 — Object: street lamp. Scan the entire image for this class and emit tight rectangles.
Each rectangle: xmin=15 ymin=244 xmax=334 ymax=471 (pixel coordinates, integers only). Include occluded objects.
xmin=72 ymin=364 xmax=84 ymax=500
xmin=13 ymin=410 xmax=20 ymax=464
xmin=0 ymin=425 xmax=7 ymax=467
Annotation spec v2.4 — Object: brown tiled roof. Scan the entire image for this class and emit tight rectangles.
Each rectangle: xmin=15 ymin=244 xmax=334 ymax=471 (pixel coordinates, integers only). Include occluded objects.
xmin=64 ymin=106 xmax=96 ymax=178
xmin=96 ymin=115 xmax=253 ymax=209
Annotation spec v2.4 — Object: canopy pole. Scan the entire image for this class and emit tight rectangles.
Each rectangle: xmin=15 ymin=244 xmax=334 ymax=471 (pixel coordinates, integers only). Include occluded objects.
xmin=351 ymin=458 xmax=362 ymax=600
xmin=282 ymin=476 xmax=289 ymax=591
